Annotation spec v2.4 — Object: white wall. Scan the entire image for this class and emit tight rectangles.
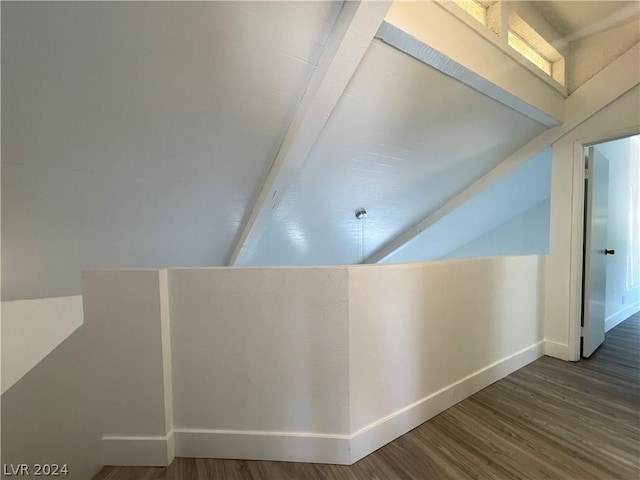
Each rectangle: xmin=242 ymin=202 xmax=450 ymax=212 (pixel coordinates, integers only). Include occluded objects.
xmin=2 ymin=257 xmax=546 ymax=470
xmin=595 ymin=136 xmax=640 ymax=331
xmin=383 ymin=148 xmax=551 ymax=263
xmin=83 ymin=270 xmax=174 ymax=467
xmin=1 ymin=295 xmax=83 ymax=394
xmin=1 ymin=270 xmax=174 ymax=478
xmin=167 ymin=258 xmax=544 ymax=464
xmin=168 ymin=267 xmax=351 ymax=463
xmin=348 ymin=256 xmax=544 ymax=461
xmin=1 ymin=312 xmax=102 ymax=480
xmin=444 ymin=199 xmax=550 ymax=260
xmin=545 ymin=85 xmax=640 ymax=360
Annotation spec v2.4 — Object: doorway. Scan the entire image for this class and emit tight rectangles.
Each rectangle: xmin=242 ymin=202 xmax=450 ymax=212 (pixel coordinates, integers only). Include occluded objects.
xmin=580 ymin=134 xmax=640 ymax=358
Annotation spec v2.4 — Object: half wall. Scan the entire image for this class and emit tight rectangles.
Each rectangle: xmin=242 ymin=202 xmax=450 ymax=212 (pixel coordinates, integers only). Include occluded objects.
xmin=1 ymin=255 xmax=545 ymax=475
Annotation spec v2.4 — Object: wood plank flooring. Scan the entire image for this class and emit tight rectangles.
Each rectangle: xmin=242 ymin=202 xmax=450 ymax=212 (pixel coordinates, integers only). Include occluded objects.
xmin=94 ymin=314 xmax=640 ymax=480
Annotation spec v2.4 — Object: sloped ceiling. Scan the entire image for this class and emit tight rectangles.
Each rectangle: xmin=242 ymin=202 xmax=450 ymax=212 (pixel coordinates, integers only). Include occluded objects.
xmin=240 ymin=40 xmax=547 ymax=266
xmin=381 ymin=147 xmax=552 ymax=263
xmin=6 ymin=1 xmax=625 ymax=301
xmin=1 ymin=1 xmax=341 ymax=300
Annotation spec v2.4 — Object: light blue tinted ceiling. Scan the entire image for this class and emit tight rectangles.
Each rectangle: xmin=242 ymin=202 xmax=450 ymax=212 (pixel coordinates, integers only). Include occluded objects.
xmin=382 ymin=147 xmax=552 ymax=263
xmin=240 ymin=40 xmax=549 ymax=266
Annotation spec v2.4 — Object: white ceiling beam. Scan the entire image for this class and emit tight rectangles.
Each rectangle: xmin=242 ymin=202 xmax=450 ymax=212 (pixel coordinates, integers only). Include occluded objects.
xmin=379 ymin=1 xmax=566 ymax=127
xmin=229 ymin=0 xmax=392 ymax=266
xmin=366 ymin=43 xmax=640 ymax=264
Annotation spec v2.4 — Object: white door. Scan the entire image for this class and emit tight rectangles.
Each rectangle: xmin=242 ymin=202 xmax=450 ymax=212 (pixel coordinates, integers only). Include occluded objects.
xmin=582 ymin=146 xmax=610 ymax=357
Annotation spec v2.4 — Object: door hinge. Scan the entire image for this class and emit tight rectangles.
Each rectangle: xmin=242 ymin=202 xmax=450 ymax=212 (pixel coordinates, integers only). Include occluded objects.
xmin=584 ymin=152 xmax=592 ymax=179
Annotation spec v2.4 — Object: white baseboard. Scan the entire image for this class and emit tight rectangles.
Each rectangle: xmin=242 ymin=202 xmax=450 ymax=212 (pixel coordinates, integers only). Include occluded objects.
xmin=102 ymin=432 xmax=174 ymax=467
xmin=173 ymin=429 xmax=350 ymax=465
xmin=543 ymin=340 xmax=571 ymax=360
xmin=349 ymin=341 xmax=543 ymax=463
xmin=605 ymin=303 xmax=639 ymax=332
xmin=102 ymin=342 xmax=543 ymax=467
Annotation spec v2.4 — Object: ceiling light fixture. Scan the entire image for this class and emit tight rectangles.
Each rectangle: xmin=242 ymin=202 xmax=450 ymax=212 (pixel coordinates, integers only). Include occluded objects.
xmin=355 ymin=208 xmax=367 ymax=263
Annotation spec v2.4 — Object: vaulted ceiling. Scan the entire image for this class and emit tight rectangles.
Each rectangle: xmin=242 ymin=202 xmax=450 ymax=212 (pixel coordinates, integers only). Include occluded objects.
xmin=240 ymin=39 xmax=547 ymax=266
xmin=2 ymin=1 xmax=638 ymax=300
xmin=2 ymin=1 xmax=341 ymax=299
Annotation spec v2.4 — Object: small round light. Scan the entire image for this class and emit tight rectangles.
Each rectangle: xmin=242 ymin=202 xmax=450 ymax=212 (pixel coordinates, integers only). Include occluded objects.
xmin=355 ymin=208 xmax=367 ymax=220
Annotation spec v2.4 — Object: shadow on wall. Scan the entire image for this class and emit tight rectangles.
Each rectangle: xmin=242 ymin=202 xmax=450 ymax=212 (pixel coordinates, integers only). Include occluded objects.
xmin=2 ymin=256 xmax=545 ymax=473
xmin=383 ymin=147 xmax=552 ymax=263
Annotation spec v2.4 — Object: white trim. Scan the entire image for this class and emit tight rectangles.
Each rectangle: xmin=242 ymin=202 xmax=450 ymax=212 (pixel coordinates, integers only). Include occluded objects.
xmin=567 ymin=124 xmax=640 ymax=361
xmin=605 ymin=302 xmax=640 ymax=332
xmin=381 ymin=1 xmax=566 ymax=120
xmin=102 ymin=432 xmax=175 ymax=467
xmin=158 ymin=270 xmax=174 ymax=435
xmin=349 ymin=341 xmax=543 ymax=463
xmin=128 ymin=342 xmax=544 ymax=466
xmin=543 ymin=340 xmax=571 ymax=360
xmin=568 ymin=139 xmax=588 ymax=362
xmin=375 ymin=21 xmax=560 ymax=127
xmin=173 ymin=429 xmax=351 ymax=465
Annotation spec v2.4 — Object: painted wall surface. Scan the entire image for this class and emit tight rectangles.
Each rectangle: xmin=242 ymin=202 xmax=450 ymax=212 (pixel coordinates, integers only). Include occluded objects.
xmin=169 ymin=267 xmax=350 ymax=435
xmin=349 ymin=256 xmax=544 ymax=434
xmin=1 ymin=320 xmax=102 ymax=480
xmin=1 ymin=295 xmax=83 ymax=394
xmin=444 ymin=199 xmax=550 ymax=260
xmin=2 ymin=257 xmax=546 ymax=469
xmin=82 ymin=270 xmax=171 ymax=439
xmin=1 ymin=270 xmax=172 ymax=478
xmin=382 ymin=148 xmax=551 ymax=263
xmin=545 ymin=85 xmax=640 ymax=360
xmin=595 ymin=136 xmax=640 ymax=330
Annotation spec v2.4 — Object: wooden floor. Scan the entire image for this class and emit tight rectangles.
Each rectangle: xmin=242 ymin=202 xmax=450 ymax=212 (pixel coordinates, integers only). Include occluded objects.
xmin=95 ymin=314 xmax=640 ymax=480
